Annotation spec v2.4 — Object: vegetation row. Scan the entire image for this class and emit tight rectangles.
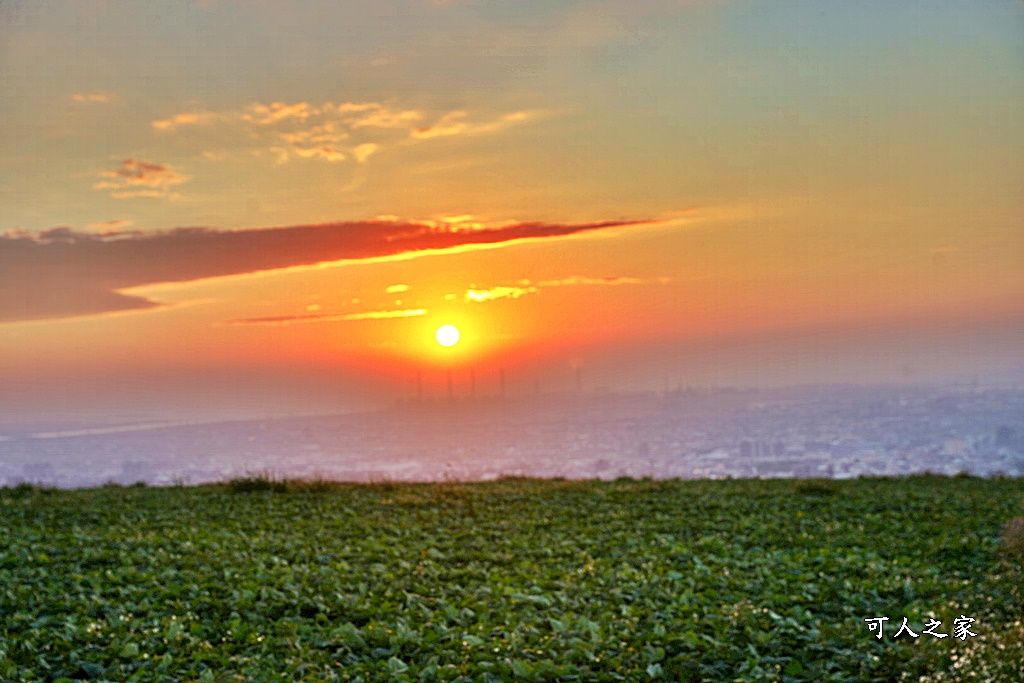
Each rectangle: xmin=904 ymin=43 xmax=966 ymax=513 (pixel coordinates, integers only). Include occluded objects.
xmin=1 ymin=475 xmax=1022 ymax=682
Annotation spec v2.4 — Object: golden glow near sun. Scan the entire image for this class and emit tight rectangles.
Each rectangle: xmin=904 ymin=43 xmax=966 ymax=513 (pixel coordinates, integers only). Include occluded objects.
xmin=435 ymin=324 xmax=460 ymax=347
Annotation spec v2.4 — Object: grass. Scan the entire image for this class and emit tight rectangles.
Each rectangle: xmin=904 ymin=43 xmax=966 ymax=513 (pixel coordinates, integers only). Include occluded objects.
xmin=0 ymin=475 xmax=1022 ymax=682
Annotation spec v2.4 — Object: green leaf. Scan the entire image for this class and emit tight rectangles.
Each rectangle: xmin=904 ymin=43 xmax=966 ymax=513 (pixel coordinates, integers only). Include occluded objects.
xmin=79 ymin=661 xmax=105 ymax=677
xmin=511 ymin=660 xmax=533 ymax=677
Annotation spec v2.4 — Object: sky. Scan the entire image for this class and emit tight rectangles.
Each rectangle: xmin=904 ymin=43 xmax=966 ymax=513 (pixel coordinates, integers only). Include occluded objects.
xmin=1 ymin=0 xmax=1022 ymax=424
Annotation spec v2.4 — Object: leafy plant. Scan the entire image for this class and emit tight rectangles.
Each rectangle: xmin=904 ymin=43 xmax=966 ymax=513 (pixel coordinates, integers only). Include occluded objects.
xmin=0 ymin=475 xmax=1021 ymax=681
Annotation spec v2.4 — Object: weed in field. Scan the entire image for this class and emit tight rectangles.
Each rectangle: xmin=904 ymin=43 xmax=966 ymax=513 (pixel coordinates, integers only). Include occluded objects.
xmin=791 ymin=479 xmax=840 ymax=497
xmin=225 ymin=473 xmax=289 ymax=493
xmin=1000 ymin=517 xmax=1024 ymax=559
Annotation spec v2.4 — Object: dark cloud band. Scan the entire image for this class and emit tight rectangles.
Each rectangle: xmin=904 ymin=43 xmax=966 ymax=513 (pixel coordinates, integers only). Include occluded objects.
xmin=0 ymin=218 xmax=648 ymax=323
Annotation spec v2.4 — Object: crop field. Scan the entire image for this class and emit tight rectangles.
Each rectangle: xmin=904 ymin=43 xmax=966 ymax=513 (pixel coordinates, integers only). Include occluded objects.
xmin=1 ymin=475 xmax=1022 ymax=682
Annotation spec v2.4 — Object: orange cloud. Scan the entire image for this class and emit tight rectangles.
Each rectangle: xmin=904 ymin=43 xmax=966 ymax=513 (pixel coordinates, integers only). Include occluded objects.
xmin=293 ymin=146 xmax=346 ymax=161
xmin=93 ymin=159 xmax=190 ymax=199
xmin=336 ymin=102 xmax=424 ymax=128
xmin=463 ymin=275 xmax=649 ymax=305
xmin=465 ymin=285 xmax=537 ymax=303
xmin=412 ymin=111 xmax=468 ymax=139
xmin=278 ymin=121 xmax=349 ymax=145
xmin=243 ymin=101 xmax=319 ymax=124
xmin=352 ymin=143 xmax=378 ymax=163
xmin=151 ymin=111 xmax=219 ymax=130
xmin=70 ymin=92 xmax=111 ymax=103
xmin=150 ymin=101 xmax=541 ymax=165
xmin=412 ymin=110 xmax=537 ymax=139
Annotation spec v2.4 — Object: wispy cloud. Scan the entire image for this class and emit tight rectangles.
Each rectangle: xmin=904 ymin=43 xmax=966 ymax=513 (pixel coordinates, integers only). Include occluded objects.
xmin=336 ymin=102 xmax=423 ymax=129
xmin=0 ymin=218 xmax=650 ymax=323
xmin=538 ymin=276 xmax=643 ymax=287
xmin=465 ymin=285 xmax=537 ymax=303
xmin=93 ymin=159 xmax=190 ymax=199
xmin=292 ymin=145 xmax=347 ymax=162
xmin=243 ymin=101 xmax=320 ymax=125
xmin=351 ymin=143 xmax=378 ymax=163
xmin=70 ymin=92 xmax=111 ymax=104
xmin=223 ymin=308 xmax=427 ymax=327
xmin=150 ymin=100 xmax=541 ymax=165
xmin=411 ymin=110 xmax=537 ymax=140
xmin=386 ymin=284 xmax=410 ymax=294
xmin=464 ymin=274 xmax=653 ymax=304
xmin=278 ymin=121 xmax=349 ymax=146
xmin=151 ymin=111 xmax=219 ymax=130
xmin=86 ymin=219 xmax=135 ymax=232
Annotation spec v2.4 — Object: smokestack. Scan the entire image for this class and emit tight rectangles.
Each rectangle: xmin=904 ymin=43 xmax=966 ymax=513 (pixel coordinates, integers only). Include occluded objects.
xmin=447 ymin=369 xmax=454 ymax=400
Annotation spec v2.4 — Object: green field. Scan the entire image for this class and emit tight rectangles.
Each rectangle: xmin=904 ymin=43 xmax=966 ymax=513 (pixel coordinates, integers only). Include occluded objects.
xmin=1 ymin=476 xmax=1022 ymax=682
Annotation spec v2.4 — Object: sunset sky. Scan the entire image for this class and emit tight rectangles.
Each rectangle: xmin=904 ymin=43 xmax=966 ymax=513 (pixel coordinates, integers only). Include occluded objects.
xmin=1 ymin=0 xmax=1022 ymax=424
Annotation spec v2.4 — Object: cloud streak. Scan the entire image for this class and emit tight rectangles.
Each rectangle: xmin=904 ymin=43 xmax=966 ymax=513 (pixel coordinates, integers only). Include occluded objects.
xmin=464 ymin=275 xmax=654 ymax=304
xmin=412 ymin=110 xmax=536 ymax=139
xmin=71 ymin=92 xmax=111 ymax=103
xmin=93 ymin=159 xmax=190 ymax=199
xmin=0 ymin=218 xmax=650 ymax=323
xmin=223 ymin=308 xmax=428 ymax=327
xmin=465 ymin=285 xmax=537 ymax=302
xmin=538 ymin=276 xmax=643 ymax=287
xmin=151 ymin=111 xmax=219 ymax=130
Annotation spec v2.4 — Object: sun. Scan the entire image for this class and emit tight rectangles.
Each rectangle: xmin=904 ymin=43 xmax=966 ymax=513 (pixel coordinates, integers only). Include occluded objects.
xmin=435 ymin=324 xmax=460 ymax=347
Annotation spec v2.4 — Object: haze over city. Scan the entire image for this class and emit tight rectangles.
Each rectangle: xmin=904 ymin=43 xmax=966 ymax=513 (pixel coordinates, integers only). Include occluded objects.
xmin=2 ymin=0 xmax=1022 ymax=430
